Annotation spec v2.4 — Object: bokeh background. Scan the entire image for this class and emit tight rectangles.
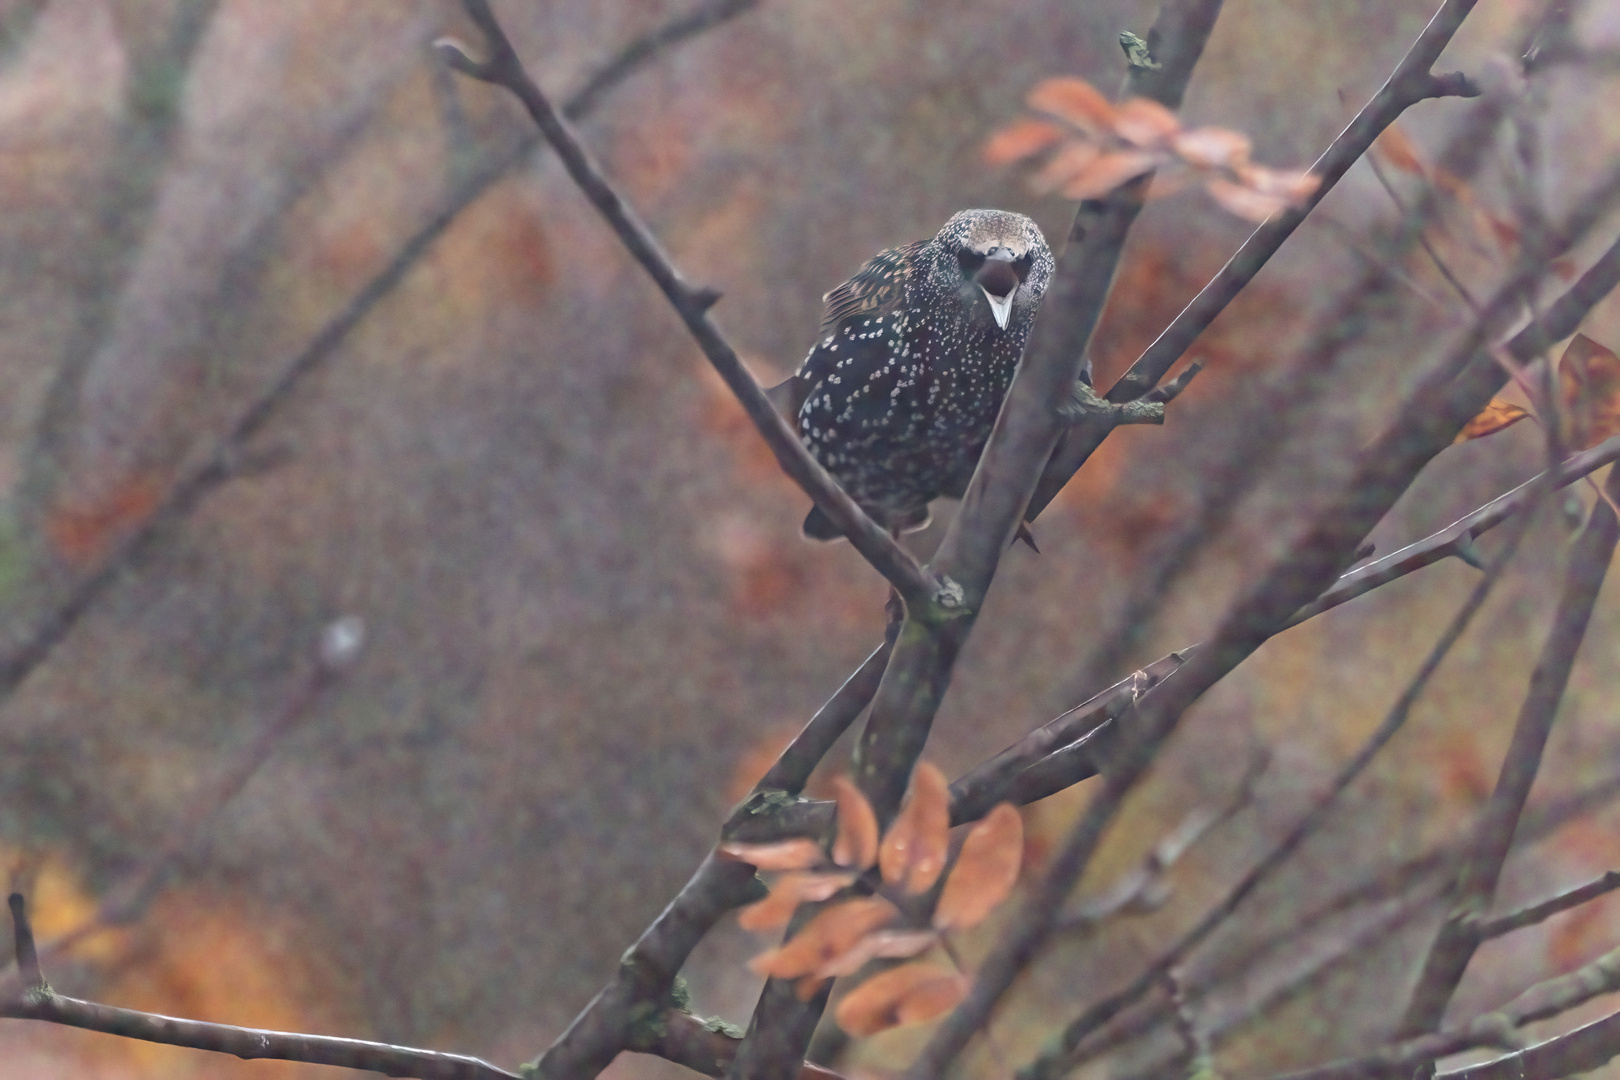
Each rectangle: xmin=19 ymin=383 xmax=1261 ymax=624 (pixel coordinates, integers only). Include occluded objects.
xmin=0 ymin=0 xmax=1618 ymax=1077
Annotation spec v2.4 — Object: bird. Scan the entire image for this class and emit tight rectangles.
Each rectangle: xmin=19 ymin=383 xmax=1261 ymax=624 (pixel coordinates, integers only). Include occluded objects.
xmin=767 ymin=209 xmax=1055 ymax=541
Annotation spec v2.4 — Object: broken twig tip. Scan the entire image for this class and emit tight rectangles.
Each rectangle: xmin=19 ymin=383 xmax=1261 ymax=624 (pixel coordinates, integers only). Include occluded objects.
xmin=433 ymin=37 xmax=491 ymax=80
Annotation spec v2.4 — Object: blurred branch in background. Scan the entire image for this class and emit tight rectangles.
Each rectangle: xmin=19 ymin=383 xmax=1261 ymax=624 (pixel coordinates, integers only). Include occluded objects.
xmin=0 ymin=0 xmax=759 ymax=702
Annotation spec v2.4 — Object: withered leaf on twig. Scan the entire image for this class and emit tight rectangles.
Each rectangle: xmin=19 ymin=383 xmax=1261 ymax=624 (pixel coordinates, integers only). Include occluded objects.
xmin=879 ymin=762 xmax=952 ymax=895
xmin=834 ymin=963 xmax=968 ymax=1037
xmin=934 ymin=803 xmax=1024 ymax=931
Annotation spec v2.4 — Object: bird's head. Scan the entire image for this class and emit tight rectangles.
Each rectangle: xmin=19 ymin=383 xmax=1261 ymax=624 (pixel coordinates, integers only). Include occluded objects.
xmin=935 ymin=209 xmax=1054 ymax=331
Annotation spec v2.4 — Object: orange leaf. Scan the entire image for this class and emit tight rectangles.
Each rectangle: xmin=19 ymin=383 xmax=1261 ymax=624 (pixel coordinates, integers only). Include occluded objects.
xmin=1454 ymin=398 xmax=1531 ymax=444
xmin=815 ymin=928 xmax=940 ymax=978
xmin=738 ymin=872 xmax=858 ymax=932
xmin=1029 ymin=140 xmax=1103 ymax=195
xmin=1026 ymin=77 xmax=1116 ymax=135
xmin=983 ymin=118 xmax=1066 ymax=166
xmin=47 ymin=474 xmax=164 ymax=567
xmin=1371 ymin=122 xmax=1428 ymax=177
xmin=1237 ymin=165 xmax=1321 ymax=203
xmin=1112 ymin=97 xmax=1181 ymax=148
xmin=832 ymin=778 xmax=880 ymax=870
xmin=1059 ymin=150 xmax=1163 ymax=200
xmin=879 ymin=763 xmax=952 ymax=894
xmin=934 ymin=803 xmax=1024 ymax=931
xmin=1203 ymin=176 xmax=1289 ymax=222
xmin=834 ymin=963 xmax=967 ymax=1037
xmin=748 ymin=897 xmax=899 ymax=979
xmin=1559 ymin=334 xmax=1620 ymax=448
xmin=1172 ymin=127 xmax=1251 ymax=170
xmin=719 ymin=838 xmax=825 ymax=872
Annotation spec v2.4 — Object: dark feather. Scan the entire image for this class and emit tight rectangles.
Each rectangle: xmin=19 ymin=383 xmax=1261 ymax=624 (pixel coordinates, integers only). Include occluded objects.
xmin=819 ymin=241 xmax=924 ymax=331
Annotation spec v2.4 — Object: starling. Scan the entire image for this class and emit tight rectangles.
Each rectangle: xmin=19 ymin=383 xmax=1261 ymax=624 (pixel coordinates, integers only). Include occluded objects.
xmin=768 ymin=209 xmax=1054 ymax=539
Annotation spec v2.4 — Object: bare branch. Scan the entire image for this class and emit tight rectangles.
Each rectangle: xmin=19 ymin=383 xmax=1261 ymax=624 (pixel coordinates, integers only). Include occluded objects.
xmin=1017 ymin=480 xmax=1540 ymax=1080
xmin=1477 ymin=871 xmax=1620 ymax=941
xmin=1439 ymin=1009 xmax=1620 ymax=1080
xmin=1398 ymin=466 xmax=1620 ymax=1037
xmin=444 ymin=0 xmax=942 ymax=613
xmin=0 ymin=0 xmax=755 ymax=707
xmin=532 ymin=643 xmax=890 ymax=1080
xmin=2 ymin=893 xmax=519 ymax=1080
xmin=1026 ymin=0 xmax=1486 ymax=521
xmin=1274 ymin=941 xmax=1620 ymax=1080
xmin=1 ymin=619 xmax=362 ymax=998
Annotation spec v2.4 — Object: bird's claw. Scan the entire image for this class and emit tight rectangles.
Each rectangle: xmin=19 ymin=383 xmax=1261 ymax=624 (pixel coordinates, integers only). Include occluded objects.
xmin=1058 ymin=379 xmax=1166 ymax=427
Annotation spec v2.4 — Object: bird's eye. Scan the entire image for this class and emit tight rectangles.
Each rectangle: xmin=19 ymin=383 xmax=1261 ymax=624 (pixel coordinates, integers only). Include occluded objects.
xmin=956 ymin=250 xmax=987 ymax=277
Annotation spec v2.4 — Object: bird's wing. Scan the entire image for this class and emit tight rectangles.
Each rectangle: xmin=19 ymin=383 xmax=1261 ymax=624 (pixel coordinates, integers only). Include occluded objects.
xmin=818 ymin=241 xmax=925 ymax=332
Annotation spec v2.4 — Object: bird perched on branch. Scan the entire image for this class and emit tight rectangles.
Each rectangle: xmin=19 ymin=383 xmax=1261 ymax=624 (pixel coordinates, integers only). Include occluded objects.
xmin=768 ymin=209 xmax=1054 ymax=541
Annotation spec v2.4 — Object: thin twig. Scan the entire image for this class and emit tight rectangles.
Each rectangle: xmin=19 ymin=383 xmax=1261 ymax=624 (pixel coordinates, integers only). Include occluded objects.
xmin=443 ymin=0 xmax=942 ymax=614
xmin=0 ymin=0 xmax=755 ymax=706
xmin=1018 ymin=480 xmax=1541 ymax=1080
xmin=1272 ymin=940 xmax=1620 ymax=1080
xmin=1026 ymin=0 xmax=1486 ymax=521
xmin=2 ymin=893 xmax=517 ymax=1080
xmin=530 ymin=641 xmax=889 ymax=1080
xmin=1397 ymin=465 xmax=1620 ymax=1038
xmin=1061 ymin=772 xmax=1620 ymax=1075
xmin=1437 ymin=1008 xmax=1620 ymax=1080
xmin=1477 ymin=870 xmax=1620 ymax=941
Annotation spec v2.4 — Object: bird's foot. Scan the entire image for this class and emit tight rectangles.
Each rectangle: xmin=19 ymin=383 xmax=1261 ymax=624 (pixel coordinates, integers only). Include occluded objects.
xmin=1058 ymin=378 xmax=1166 ymax=427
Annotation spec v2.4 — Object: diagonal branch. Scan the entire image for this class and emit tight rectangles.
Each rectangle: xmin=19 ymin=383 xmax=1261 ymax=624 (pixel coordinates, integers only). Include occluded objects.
xmin=1396 ymin=464 xmax=1620 ymax=1038
xmin=1026 ymin=0 xmax=1485 ymax=522
xmin=0 ymin=0 xmax=757 ymax=706
xmin=1476 ymin=870 xmax=1620 ymax=941
xmin=3 ymin=894 xmax=520 ymax=1080
xmin=442 ymin=0 xmax=942 ymax=614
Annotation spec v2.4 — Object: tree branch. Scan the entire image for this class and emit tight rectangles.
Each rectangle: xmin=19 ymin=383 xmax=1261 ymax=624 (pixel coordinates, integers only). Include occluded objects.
xmin=1476 ymin=870 xmax=1620 ymax=941
xmin=0 ymin=0 xmax=757 ymax=707
xmin=442 ymin=0 xmax=943 ymax=614
xmin=3 ymin=894 xmax=520 ymax=1080
xmin=1397 ymin=464 xmax=1620 ymax=1037
xmin=1025 ymin=0 xmax=1486 ymax=521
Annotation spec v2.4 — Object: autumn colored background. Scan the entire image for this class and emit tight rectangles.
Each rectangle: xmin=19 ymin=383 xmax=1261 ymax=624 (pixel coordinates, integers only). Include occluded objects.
xmin=0 ymin=0 xmax=1618 ymax=1077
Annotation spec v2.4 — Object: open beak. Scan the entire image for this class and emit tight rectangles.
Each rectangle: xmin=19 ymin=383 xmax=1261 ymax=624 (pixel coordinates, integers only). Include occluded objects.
xmin=974 ymin=256 xmax=1021 ymax=330
xmin=979 ymin=286 xmax=1014 ymax=329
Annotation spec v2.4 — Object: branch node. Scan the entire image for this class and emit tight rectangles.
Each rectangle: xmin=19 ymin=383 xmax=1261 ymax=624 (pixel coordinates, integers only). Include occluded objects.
xmin=1144 ymin=358 xmax=1207 ymax=405
xmin=1060 ymin=379 xmax=1165 ymax=428
xmin=433 ymin=37 xmax=496 ymax=82
xmin=932 ymin=574 xmax=967 ymax=612
xmin=688 ymin=286 xmax=723 ymax=313
xmin=1464 ymin=1010 xmax=1523 ymax=1051
xmin=1426 ymin=70 xmax=1484 ymax=100
xmin=1452 ymin=531 xmax=1487 ymax=570
xmin=8 ymin=892 xmax=48 ymax=993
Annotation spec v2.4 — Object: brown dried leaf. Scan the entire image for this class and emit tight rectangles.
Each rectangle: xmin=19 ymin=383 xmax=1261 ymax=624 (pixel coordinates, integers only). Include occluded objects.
xmin=748 ymin=897 xmax=899 ymax=979
xmin=1172 ymin=126 xmax=1251 ymax=170
xmin=738 ymin=872 xmax=859 ymax=932
xmin=1029 ymin=140 xmax=1102 ymax=195
xmin=832 ymin=777 xmax=881 ymax=870
xmin=719 ymin=838 xmax=825 ymax=872
xmin=1559 ymin=334 xmax=1620 ymax=448
xmin=1204 ymin=175 xmax=1289 ymax=222
xmin=1059 ymin=150 xmax=1163 ymax=200
xmin=879 ymin=762 xmax=952 ymax=894
xmin=1026 ymin=77 xmax=1116 ymax=135
xmin=983 ymin=118 xmax=1066 ymax=166
xmin=934 ymin=803 xmax=1024 ymax=931
xmin=815 ymin=929 xmax=940 ymax=978
xmin=794 ymin=975 xmax=829 ymax=1002
xmin=834 ymin=963 xmax=968 ymax=1037
xmin=1236 ymin=164 xmax=1321 ymax=203
xmin=1112 ymin=97 xmax=1181 ymax=148
xmin=1371 ymin=122 xmax=1428 ymax=177
xmin=1454 ymin=398 xmax=1531 ymax=443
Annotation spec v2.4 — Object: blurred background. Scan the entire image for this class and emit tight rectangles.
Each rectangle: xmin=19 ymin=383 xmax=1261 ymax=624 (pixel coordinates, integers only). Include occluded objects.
xmin=0 ymin=0 xmax=1617 ymax=1077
